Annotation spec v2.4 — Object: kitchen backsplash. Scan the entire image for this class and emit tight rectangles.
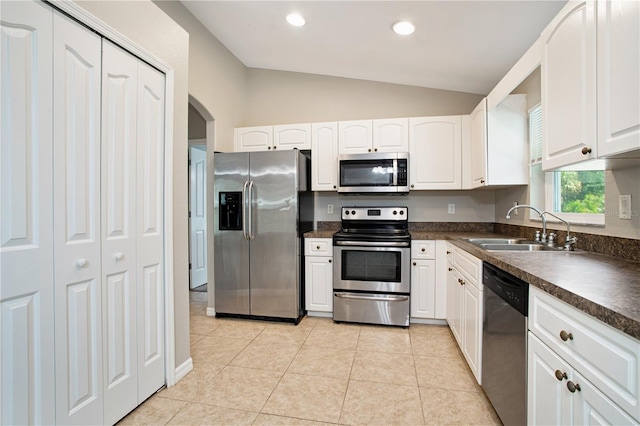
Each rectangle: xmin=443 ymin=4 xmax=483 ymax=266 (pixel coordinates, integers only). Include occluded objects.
xmin=315 ymin=221 xmax=640 ymax=263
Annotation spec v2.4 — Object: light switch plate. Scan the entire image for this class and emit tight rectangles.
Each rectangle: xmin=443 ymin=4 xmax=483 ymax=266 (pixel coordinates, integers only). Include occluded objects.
xmin=619 ymin=195 xmax=631 ymax=219
xmin=448 ymin=204 xmax=455 ymax=214
xmin=327 ymin=204 xmax=334 ymax=214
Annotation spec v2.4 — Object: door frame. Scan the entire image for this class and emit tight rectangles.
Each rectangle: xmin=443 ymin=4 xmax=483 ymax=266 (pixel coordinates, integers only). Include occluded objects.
xmin=54 ymin=2 xmax=178 ymax=386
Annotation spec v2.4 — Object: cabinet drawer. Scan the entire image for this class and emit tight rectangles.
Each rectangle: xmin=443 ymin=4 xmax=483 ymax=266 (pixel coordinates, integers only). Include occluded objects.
xmin=411 ymin=240 xmax=435 ymax=259
xmin=305 ymin=238 xmax=332 ymax=256
xmin=529 ymin=286 xmax=640 ymax=421
xmin=452 ymin=247 xmax=482 ymax=289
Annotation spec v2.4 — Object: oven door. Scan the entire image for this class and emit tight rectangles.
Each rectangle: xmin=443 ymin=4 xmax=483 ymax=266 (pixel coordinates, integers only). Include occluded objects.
xmin=333 ymin=243 xmax=410 ymax=293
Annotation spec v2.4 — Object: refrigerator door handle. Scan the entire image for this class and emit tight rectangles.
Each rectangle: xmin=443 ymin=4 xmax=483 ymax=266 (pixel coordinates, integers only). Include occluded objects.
xmin=242 ymin=180 xmax=249 ymax=240
xmin=248 ymin=180 xmax=255 ymax=240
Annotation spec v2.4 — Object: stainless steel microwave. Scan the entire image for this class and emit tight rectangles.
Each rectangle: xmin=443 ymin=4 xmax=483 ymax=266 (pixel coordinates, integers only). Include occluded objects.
xmin=337 ymin=152 xmax=409 ymax=194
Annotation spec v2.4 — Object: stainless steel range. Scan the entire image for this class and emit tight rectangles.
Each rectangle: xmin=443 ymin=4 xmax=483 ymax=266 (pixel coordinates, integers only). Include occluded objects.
xmin=333 ymin=206 xmax=411 ymax=327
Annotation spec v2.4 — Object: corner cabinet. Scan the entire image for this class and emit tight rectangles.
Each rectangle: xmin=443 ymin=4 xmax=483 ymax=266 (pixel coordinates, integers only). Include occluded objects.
xmin=408 ymin=116 xmax=463 ymax=190
xmin=304 ymin=238 xmax=333 ymax=315
xmin=528 ymin=286 xmax=640 ymax=424
xmin=541 ymin=0 xmax=598 ymax=170
xmin=596 ymin=0 xmax=640 ymax=158
xmin=445 ymin=244 xmax=483 ymax=383
xmin=311 ymin=122 xmax=338 ymax=191
xmin=235 ymin=124 xmax=311 ymax=152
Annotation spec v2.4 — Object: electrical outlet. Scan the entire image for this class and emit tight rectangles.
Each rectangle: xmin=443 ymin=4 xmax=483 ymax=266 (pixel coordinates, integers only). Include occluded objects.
xmin=327 ymin=204 xmax=334 ymax=214
xmin=448 ymin=204 xmax=455 ymax=214
xmin=619 ymin=195 xmax=631 ymax=219
xmin=512 ymin=201 xmax=519 ymax=215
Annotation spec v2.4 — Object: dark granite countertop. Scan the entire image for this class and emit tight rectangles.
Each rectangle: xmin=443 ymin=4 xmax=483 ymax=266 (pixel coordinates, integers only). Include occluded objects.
xmin=303 ymin=228 xmax=640 ymax=341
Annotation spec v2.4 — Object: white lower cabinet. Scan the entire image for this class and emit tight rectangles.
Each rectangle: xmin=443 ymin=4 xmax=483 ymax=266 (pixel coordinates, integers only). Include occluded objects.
xmin=528 ymin=286 xmax=640 ymax=424
xmin=445 ymin=244 xmax=483 ymax=383
xmin=304 ymin=238 xmax=333 ymax=315
xmin=410 ymin=240 xmax=447 ymax=320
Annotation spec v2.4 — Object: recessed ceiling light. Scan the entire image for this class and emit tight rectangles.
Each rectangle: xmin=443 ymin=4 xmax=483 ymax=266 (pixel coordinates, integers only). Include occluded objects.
xmin=286 ymin=13 xmax=306 ymax=27
xmin=392 ymin=21 xmax=415 ymax=36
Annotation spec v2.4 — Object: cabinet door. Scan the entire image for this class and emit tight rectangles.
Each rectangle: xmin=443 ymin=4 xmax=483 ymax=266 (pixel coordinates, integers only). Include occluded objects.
xmin=373 ymin=118 xmax=409 ymax=153
xmin=408 ymin=116 xmax=462 ymax=190
xmin=572 ymin=371 xmax=638 ymax=425
xmin=528 ymin=333 xmax=572 ymax=426
xmin=469 ymin=99 xmax=488 ymax=189
xmin=338 ymin=120 xmax=372 ymax=154
xmin=597 ymin=0 xmax=640 ymax=157
xmin=446 ymin=264 xmax=463 ymax=346
xmin=542 ymin=0 xmax=597 ymax=170
xmin=433 ymin=241 xmax=449 ymax=320
xmin=462 ymin=281 xmax=482 ymax=384
xmin=0 ymin=1 xmax=55 ymax=424
xmin=410 ymin=259 xmax=436 ymax=319
xmin=235 ymin=126 xmax=273 ymax=152
xmin=305 ymin=256 xmax=333 ymax=313
xmin=53 ymin=11 xmax=104 ymax=425
xmin=101 ymin=40 xmax=139 ymax=426
xmin=274 ymin=123 xmax=311 ymax=150
xmin=311 ymin=122 xmax=338 ymax=191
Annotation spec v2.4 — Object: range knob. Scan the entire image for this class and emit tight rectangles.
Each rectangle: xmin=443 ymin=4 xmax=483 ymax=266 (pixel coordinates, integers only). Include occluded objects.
xmin=351 ymin=210 xmax=356 ymax=215
xmin=345 ymin=210 xmax=350 ymax=215
xmin=399 ymin=211 xmax=404 ymax=215
xmin=393 ymin=210 xmax=397 ymax=215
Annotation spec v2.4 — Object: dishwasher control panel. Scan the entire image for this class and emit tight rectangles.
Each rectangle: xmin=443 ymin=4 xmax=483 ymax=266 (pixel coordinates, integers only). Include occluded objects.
xmin=482 ymin=262 xmax=529 ymax=316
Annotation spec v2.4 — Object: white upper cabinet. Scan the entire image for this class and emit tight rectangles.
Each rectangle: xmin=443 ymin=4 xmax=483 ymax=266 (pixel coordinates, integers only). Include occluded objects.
xmin=467 ymin=96 xmax=529 ymax=189
xmin=235 ymin=124 xmax=311 ymax=152
xmin=542 ymin=0 xmax=597 ymax=170
xmin=274 ymin=123 xmax=311 ymax=150
xmin=373 ymin=118 xmax=409 ymax=152
xmin=409 ymin=116 xmax=462 ymax=190
xmin=311 ymin=122 xmax=338 ymax=191
xmin=338 ymin=120 xmax=373 ymax=154
xmin=597 ymin=0 xmax=640 ymax=158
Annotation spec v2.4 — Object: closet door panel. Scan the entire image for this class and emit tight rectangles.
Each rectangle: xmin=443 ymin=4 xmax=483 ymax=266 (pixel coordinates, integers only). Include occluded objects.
xmin=53 ymin=11 xmax=103 ymax=425
xmin=101 ymin=40 xmax=139 ymax=425
xmin=136 ymin=60 xmax=166 ymax=401
xmin=0 ymin=1 xmax=55 ymax=424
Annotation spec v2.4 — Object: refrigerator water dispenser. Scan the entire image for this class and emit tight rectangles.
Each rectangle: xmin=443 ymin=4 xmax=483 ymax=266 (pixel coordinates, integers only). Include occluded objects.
xmin=219 ymin=191 xmax=242 ymax=230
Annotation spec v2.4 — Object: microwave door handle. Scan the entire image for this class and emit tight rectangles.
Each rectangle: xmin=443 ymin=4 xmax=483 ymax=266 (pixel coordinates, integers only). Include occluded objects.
xmin=248 ymin=180 xmax=255 ymax=240
xmin=393 ymin=159 xmax=398 ymax=186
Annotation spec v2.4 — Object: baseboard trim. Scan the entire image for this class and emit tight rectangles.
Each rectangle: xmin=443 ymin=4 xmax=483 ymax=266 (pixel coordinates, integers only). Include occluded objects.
xmin=206 ymin=307 xmax=216 ymax=317
xmin=174 ymin=357 xmax=193 ymax=384
xmin=410 ymin=318 xmax=448 ymax=326
xmin=306 ymin=311 xmax=332 ymax=318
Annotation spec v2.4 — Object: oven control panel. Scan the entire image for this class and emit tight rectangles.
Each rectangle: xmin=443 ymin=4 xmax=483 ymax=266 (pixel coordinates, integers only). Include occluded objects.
xmin=341 ymin=206 xmax=408 ymax=221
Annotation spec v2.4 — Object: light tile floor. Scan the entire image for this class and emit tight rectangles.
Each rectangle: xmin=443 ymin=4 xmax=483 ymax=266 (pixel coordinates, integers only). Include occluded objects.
xmin=119 ymin=291 xmax=501 ymax=425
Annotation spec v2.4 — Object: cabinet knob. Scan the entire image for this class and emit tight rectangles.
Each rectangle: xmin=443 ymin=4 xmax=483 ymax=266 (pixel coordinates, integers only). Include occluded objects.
xmin=273 ymin=146 xmax=277 ymax=149
xmin=77 ymin=258 xmax=88 ymax=268
xmin=316 ymin=245 xmax=320 ymax=250
xmin=567 ymin=381 xmax=581 ymax=393
xmin=554 ymin=370 xmax=567 ymax=381
xmin=421 ymin=248 xmax=426 ymax=252
xmin=480 ymin=179 xmax=485 ymax=184
xmin=114 ymin=252 xmax=124 ymax=261
xmin=328 ymin=259 xmax=332 ymax=263
xmin=458 ymin=278 xmax=465 ymax=285
xmin=581 ymin=146 xmax=592 ymax=155
xmin=559 ymin=330 xmax=573 ymax=341
xmin=368 ymin=148 xmax=372 ymax=152
xmin=411 ymin=184 xmax=414 ymax=188
xmin=374 ymin=148 xmax=378 ymax=152
xmin=446 ymin=251 xmax=451 ymax=254
xmin=333 ymin=185 xmax=336 ymax=189
xmin=448 ymin=267 xmax=453 ymax=272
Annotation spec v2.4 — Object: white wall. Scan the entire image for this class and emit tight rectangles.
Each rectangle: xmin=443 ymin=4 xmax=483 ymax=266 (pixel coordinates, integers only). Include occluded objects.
xmin=74 ymin=0 xmax=191 ymax=368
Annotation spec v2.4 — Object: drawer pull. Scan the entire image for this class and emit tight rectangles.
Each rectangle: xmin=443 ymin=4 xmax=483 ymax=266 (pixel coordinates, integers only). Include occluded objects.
xmin=458 ymin=278 xmax=465 ymax=285
xmin=554 ymin=370 xmax=567 ymax=381
xmin=559 ymin=330 xmax=573 ymax=341
xmin=567 ymin=381 xmax=581 ymax=393
xmin=421 ymin=248 xmax=426 ymax=252
xmin=316 ymin=245 xmax=320 ymax=250
xmin=581 ymin=146 xmax=592 ymax=155
xmin=413 ymin=262 xmax=417 ymax=266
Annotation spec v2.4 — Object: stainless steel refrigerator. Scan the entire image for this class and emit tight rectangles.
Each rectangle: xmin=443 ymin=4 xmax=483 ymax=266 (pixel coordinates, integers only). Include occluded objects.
xmin=213 ymin=150 xmax=314 ymax=323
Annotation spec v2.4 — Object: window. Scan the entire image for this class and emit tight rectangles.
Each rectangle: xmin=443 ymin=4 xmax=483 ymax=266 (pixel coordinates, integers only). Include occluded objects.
xmin=529 ymin=104 xmax=605 ymax=225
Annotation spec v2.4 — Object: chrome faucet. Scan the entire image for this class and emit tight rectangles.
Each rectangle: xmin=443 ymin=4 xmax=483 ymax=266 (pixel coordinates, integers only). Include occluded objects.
xmin=541 ymin=211 xmax=578 ymax=250
xmin=505 ymin=204 xmax=547 ymax=242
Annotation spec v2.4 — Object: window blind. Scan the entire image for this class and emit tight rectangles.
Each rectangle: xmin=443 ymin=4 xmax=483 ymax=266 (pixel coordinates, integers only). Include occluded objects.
xmin=529 ymin=104 xmax=542 ymax=165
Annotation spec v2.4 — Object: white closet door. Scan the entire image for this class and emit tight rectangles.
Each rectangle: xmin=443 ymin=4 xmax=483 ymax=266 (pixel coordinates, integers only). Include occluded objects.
xmin=136 ymin=59 xmax=166 ymax=402
xmin=53 ymin=11 xmax=103 ymax=425
xmin=101 ymin=40 xmax=139 ymax=425
xmin=0 ymin=1 xmax=55 ymax=424
xmin=189 ymin=146 xmax=207 ymax=289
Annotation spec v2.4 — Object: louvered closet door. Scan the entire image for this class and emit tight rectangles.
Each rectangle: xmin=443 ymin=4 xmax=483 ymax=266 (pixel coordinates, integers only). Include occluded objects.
xmin=53 ymin=11 xmax=104 ymax=425
xmin=102 ymin=40 xmax=140 ymax=426
xmin=136 ymin=59 xmax=166 ymax=402
xmin=0 ymin=1 xmax=55 ymax=424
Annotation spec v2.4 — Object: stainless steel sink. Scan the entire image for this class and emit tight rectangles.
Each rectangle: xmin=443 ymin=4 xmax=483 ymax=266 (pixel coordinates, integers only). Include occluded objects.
xmin=463 ymin=238 xmax=569 ymax=252
xmin=465 ymin=238 xmax=527 ymax=245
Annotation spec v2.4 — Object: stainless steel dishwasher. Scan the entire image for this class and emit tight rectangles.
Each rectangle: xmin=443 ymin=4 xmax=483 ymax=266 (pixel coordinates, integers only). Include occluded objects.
xmin=481 ymin=262 xmax=528 ymax=426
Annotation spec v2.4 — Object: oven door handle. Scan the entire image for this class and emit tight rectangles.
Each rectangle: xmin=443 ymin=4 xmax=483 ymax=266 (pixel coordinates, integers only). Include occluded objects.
xmin=334 ymin=292 xmax=409 ymax=302
xmin=334 ymin=241 xmax=409 ymax=247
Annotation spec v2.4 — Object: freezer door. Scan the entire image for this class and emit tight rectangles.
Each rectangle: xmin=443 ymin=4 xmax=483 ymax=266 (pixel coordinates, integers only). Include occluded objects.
xmin=214 ymin=152 xmax=250 ymax=315
xmin=248 ymin=150 xmax=301 ymax=318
